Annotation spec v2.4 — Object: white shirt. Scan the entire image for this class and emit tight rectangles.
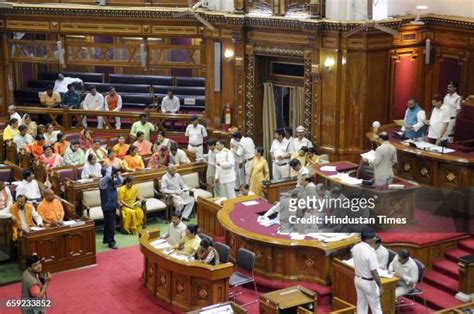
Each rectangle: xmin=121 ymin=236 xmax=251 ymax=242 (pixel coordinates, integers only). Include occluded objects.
xmin=0 ymin=187 xmax=13 ymax=210
xmin=402 ymin=108 xmax=427 ymax=132
xmin=351 ymin=241 xmax=379 ymax=278
xmin=185 ymin=124 xmax=207 ymax=145
xmin=161 ymin=221 xmax=186 ymax=246
xmin=388 ymin=255 xmax=418 ymax=289
xmin=16 ymin=180 xmax=42 ymax=200
xmin=170 ymin=149 xmax=191 ymax=165
xmin=161 ymin=172 xmax=189 ymax=194
xmin=428 ymin=105 xmax=450 ymax=140
xmin=263 ymin=201 xmax=280 ymax=218
xmin=81 ymin=163 xmax=102 ymax=179
xmin=54 ymin=77 xmax=83 ymax=93
xmin=13 ymin=134 xmax=34 ymax=151
xmin=105 ymin=94 xmax=122 ymax=112
xmin=0 ymin=205 xmax=43 ymax=231
xmin=296 ymin=166 xmax=310 ymax=186
xmin=292 ymin=137 xmax=313 ymax=151
xmin=270 ymin=138 xmax=291 ymax=164
xmin=239 ymin=137 xmax=256 ymax=160
xmin=443 ymin=92 xmax=461 ymax=118
xmin=44 ymin=131 xmax=60 ymax=144
xmin=376 ymin=245 xmax=389 ymax=270
xmin=10 ymin=112 xmax=22 ymax=125
xmin=82 ymin=93 xmax=105 ymax=111
xmin=161 ymin=95 xmax=180 ymax=113
xmin=215 ymin=148 xmax=236 ymax=184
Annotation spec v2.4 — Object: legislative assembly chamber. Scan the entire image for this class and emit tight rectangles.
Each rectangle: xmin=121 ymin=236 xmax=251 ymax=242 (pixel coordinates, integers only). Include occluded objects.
xmin=0 ymin=0 xmax=473 ymax=313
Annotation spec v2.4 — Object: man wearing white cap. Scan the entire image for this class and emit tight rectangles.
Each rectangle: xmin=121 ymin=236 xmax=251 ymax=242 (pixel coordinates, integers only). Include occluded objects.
xmin=292 ymin=126 xmax=313 ymax=152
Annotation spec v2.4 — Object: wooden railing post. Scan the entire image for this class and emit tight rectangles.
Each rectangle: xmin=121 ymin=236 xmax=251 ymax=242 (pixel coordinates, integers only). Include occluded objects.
xmin=456 ymin=254 xmax=474 ymax=302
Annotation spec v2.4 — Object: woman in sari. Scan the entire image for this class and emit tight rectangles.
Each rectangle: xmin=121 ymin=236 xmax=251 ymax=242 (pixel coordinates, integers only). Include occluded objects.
xmin=44 ymin=123 xmax=60 ymax=144
xmin=148 ymin=145 xmax=170 ymax=169
xmin=132 ymin=131 xmax=152 ymax=156
xmin=21 ymin=113 xmax=38 ymax=137
xmin=122 ymin=146 xmax=145 ymax=172
xmin=306 ymin=147 xmax=326 ymax=175
xmin=79 ymin=129 xmax=94 ymax=151
xmin=249 ymin=146 xmax=270 ymax=197
xmin=85 ymin=139 xmax=107 ymax=162
xmin=112 ymin=135 xmax=129 ymax=159
xmin=53 ymin=133 xmax=69 ymax=156
xmin=194 ymin=238 xmax=220 ymax=265
xmin=103 ymin=149 xmax=123 ymax=170
xmin=152 ymin=130 xmax=174 ymax=152
xmin=40 ymin=145 xmax=63 ymax=170
xmin=118 ymin=176 xmax=145 ymax=234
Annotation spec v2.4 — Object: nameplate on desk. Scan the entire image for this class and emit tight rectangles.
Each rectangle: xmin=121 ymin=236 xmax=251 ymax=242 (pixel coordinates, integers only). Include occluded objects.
xmin=184 ymin=98 xmax=196 ymax=105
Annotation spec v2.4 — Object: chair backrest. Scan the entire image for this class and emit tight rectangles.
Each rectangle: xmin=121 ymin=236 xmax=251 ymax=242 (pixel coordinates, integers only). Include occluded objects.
xmin=82 ymin=189 xmax=101 ymax=207
xmin=413 ymin=258 xmax=425 ymax=283
xmin=181 ymin=172 xmax=199 ymax=189
xmin=136 ymin=181 xmax=155 ymax=199
xmin=56 ymin=168 xmax=76 ymax=185
xmin=236 ymin=248 xmax=256 ymax=272
xmin=199 ymin=233 xmax=213 ymax=244
xmin=214 ymin=242 xmax=230 ymax=263
xmin=387 ymin=249 xmax=397 ymax=269
xmin=0 ymin=168 xmax=12 ymax=182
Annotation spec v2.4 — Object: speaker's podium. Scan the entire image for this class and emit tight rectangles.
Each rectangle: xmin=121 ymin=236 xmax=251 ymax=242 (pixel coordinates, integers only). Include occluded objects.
xmin=259 ymin=286 xmax=317 ymax=314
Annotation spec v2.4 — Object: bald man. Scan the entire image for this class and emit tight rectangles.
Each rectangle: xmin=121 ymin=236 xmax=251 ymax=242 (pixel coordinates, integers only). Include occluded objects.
xmin=37 ymin=189 xmax=65 ymax=224
xmin=160 ymin=165 xmax=195 ymax=221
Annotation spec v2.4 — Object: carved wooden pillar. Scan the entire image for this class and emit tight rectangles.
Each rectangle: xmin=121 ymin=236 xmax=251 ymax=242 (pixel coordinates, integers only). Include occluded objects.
xmin=456 ymin=254 xmax=474 ymax=302
xmin=233 ymin=32 xmax=245 ymax=132
xmin=203 ymin=32 xmax=218 ymax=126
xmin=303 ymin=49 xmax=313 ymax=132
xmin=244 ymin=44 xmax=255 ymax=137
xmin=1 ymin=32 xmax=11 ymax=116
xmin=310 ymin=36 xmax=321 ymax=146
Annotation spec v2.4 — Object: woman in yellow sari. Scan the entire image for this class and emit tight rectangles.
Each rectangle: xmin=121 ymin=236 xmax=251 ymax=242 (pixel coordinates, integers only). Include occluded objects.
xmin=249 ymin=146 xmax=270 ymax=197
xmin=118 ymin=176 xmax=145 ymax=234
xmin=306 ymin=147 xmax=327 ymax=175
xmin=122 ymin=145 xmax=145 ymax=172
xmin=112 ymin=135 xmax=129 ymax=159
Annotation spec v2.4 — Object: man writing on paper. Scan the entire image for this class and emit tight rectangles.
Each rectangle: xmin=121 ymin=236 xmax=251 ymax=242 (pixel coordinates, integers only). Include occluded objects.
xmin=388 ymin=249 xmax=419 ymax=298
xmin=366 ymin=132 xmax=397 ymax=186
xmin=400 ymin=97 xmax=427 ymax=139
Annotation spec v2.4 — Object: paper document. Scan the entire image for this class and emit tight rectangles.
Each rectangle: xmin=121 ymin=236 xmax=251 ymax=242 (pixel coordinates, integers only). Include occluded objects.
xmin=290 ymin=233 xmax=306 ymax=240
xmin=200 ymin=304 xmax=233 ymax=314
xmin=30 ymin=227 xmax=45 ymax=231
xmin=329 ymin=173 xmax=363 ymax=186
xmin=150 ymin=238 xmax=166 ymax=246
xmin=320 ymin=165 xmax=337 ymax=172
xmin=388 ymin=184 xmax=404 ymax=189
xmin=169 ymin=253 xmax=189 ymax=261
xmin=242 ymin=200 xmax=259 ymax=206
xmin=360 ymin=150 xmax=376 ymax=163
xmin=394 ymin=119 xmax=407 ymax=128
xmin=153 ymin=242 xmax=172 ymax=250
xmin=342 ymin=258 xmax=354 ymax=267
xmin=377 ymin=268 xmax=394 ymax=278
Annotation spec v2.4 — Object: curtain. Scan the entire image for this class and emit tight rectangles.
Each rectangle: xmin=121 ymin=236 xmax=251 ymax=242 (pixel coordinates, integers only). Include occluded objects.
xmin=263 ymin=82 xmax=277 ymax=161
xmin=290 ymin=86 xmax=305 ymax=129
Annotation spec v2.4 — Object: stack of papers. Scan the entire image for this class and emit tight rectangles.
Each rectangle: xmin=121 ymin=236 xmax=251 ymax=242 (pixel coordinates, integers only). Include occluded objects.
xmin=150 ymin=239 xmax=172 ymax=250
xmin=320 ymin=165 xmax=337 ymax=172
xmin=307 ymin=233 xmax=352 ymax=242
xmin=329 ymin=172 xmax=363 ymax=186
xmin=169 ymin=253 xmax=189 ymax=262
xmin=242 ymin=200 xmax=259 ymax=206
xmin=63 ymin=220 xmax=86 ymax=227
xmin=30 ymin=227 xmax=45 ymax=231
xmin=402 ymin=140 xmax=455 ymax=154
xmin=360 ymin=150 xmax=376 ymax=163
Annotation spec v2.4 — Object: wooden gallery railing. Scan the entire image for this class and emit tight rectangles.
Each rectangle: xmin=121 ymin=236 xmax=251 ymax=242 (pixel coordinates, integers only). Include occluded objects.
xmin=14 ymin=106 xmax=206 ymax=131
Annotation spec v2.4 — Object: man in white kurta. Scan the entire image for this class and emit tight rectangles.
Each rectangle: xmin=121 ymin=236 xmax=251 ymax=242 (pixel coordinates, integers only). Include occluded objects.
xmin=185 ymin=116 xmax=207 ymax=160
xmin=203 ymin=139 xmax=218 ymax=195
xmin=231 ymin=131 xmax=256 ymax=185
xmin=169 ymin=144 xmax=191 ymax=165
xmin=230 ymin=138 xmax=244 ymax=190
xmin=428 ymin=94 xmax=450 ymax=145
xmin=160 ymin=165 xmax=195 ymax=220
xmin=351 ymin=230 xmax=383 ymax=314
xmin=368 ymin=132 xmax=397 ymax=186
xmin=161 ymin=90 xmax=180 ymax=113
xmin=292 ymin=126 xmax=313 ymax=152
xmin=443 ymin=81 xmax=462 ymax=137
xmin=215 ymin=140 xmax=236 ymax=199
xmin=53 ymin=73 xmax=83 ymax=94
xmin=374 ymin=236 xmax=389 ymax=270
xmin=388 ymin=250 xmax=419 ymax=298
xmin=82 ymin=86 xmax=105 ymax=129
xmin=270 ymin=129 xmax=292 ymax=180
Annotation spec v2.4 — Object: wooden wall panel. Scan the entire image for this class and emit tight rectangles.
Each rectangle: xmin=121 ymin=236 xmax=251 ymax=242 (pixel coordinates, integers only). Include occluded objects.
xmin=319 ymin=49 xmax=338 ymax=155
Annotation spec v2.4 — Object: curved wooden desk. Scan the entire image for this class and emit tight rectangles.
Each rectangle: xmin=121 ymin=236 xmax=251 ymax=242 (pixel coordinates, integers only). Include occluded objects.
xmin=367 ymin=125 xmax=474 ymax=188
xmin=314 ymin=161 xmax=419 ymax=224
xmin=217 ymin=196 xmax=360 ymax=286
xmin=139 ymin=230 xmax=234 ymax=311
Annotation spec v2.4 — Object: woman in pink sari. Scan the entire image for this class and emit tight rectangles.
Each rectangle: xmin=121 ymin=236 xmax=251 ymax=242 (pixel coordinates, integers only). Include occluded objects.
xmin=40 ymin=145 xmax=63 ymax=170
xmin=132 ymin=131 xmax=152 ymax=156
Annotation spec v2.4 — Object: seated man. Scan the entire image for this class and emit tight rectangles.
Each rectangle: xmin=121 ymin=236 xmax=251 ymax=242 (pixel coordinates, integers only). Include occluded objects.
xmin=290 ymin=146 xmax=308 ymax=177
xmin=0 ymin=181 xmax=13 ymax=215
xmin=63 ymin=139 xmax=86 ymax=165
xmin=7 ymin=194 xmax=43 ymax=241
xmin=169 ymin=143 xmax=191 ymax=165
xmin=54 ymin=73 xmax=83 ymax=94
xmin=16 ymin=170 xmax=42 ymax=203
xmin=160 ymin=165 xmax=195 ymax=221
xmin=375 ymin=235 xmax=389 ymax=270
xmin=289 ymin=159 xmax=310 ymax=186
xmin=37 ymin=189 xmax=64 ymax=225
xmin=388 ymin=249 xmax=419 ymax=298
xmin=61 ymin=83 xmax=82 ymax=109
xmin=161 ymin=89 xmax=180 ymax=113
xmin=40 ymin=86 xmax=61 ymax=108
xmin=159 ymin=211 xmax=187 ymax=246
xmin=14 ymin=125 xmax=34 ymax=152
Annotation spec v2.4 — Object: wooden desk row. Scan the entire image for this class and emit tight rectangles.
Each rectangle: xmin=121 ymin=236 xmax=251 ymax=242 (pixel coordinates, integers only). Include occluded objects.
xmin=139 ymin=230 xmax=234 ymax=311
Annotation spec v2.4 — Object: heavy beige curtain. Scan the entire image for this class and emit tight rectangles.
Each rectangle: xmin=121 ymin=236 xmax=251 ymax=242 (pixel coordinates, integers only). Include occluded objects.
xmin=290 ymin=86 xmax=305 ymax=129
xmin=263 ymin=82 xmax=277 ymax=161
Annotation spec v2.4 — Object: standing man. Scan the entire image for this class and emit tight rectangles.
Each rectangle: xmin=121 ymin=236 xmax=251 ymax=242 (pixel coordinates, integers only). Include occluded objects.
xmin=160 ymin=165 xmax=195 ymax=221
xmin=293 ymin=126 xmax=313 ymax=151
xmin=368 ymin=132 xmax=397 ymax=186
xmin=427 ymin=94 xmax=450 ymax=146
xmin=231 ymin=131 xmax=256 ymax=184
xmin=185 ymin=115 xmax=207 ymax=160
xmin=351 ymin=229 xmax=383 ymax=314
xmin=82 ymin=86 xmax=105 ymax=129
xmin=53 ymin=73 xmax=83 ymax=94
xmin=161 ymin=90 xmax=180 ymax=113
xmin=21 ymin=254 xmax=51 ymax=312
xmin=401 ymin=97 xmax=427 ymax=139
xmin=203 ymin=139 xmax=218 ymax=195
xmin=130 ymin=114 xmax=156 ymax=141
xmin=443 ymin=81 xmax=462 ymax=138
xmin=230 ymin=136 xmax=244 ymax=191
xmin=270 ymin=129 xmax=291 ymax=180
xmin=99 ymin=167 xmax=123 ymax=249
xmin=215 ymin=140 xmax=236 ymax=199
xmin=388 ymin=249 xmax=419 ymax=298
xmin=105 ymin=87 xmax=122 ymax=130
